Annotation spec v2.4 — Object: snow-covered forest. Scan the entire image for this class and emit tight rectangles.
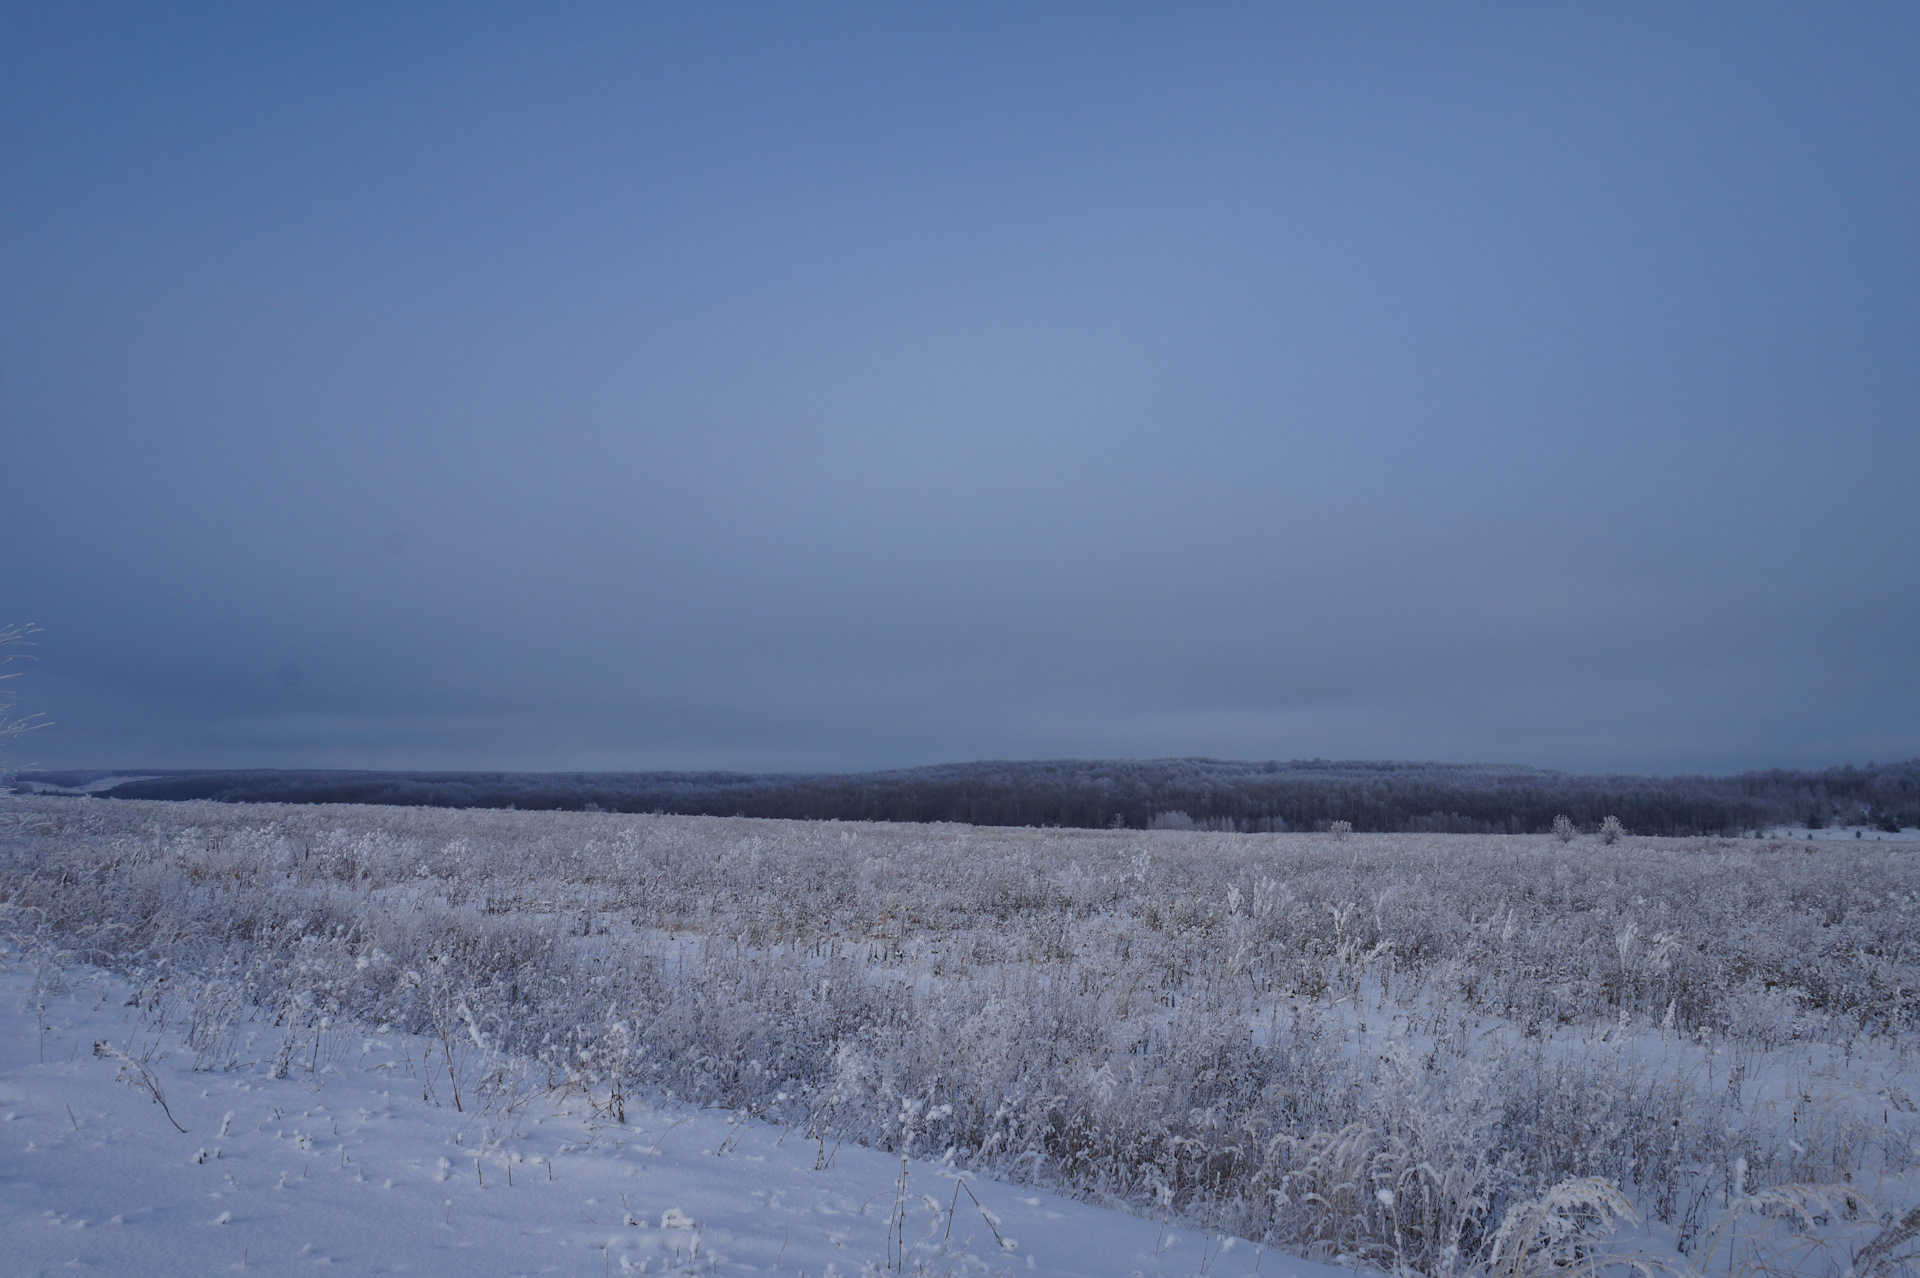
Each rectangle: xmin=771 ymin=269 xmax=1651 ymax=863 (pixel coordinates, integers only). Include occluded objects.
xmin=5 ymin=796 xmax=1918 ymax=1275
xmin=24 ymin=756 xmax=1920 ymax=836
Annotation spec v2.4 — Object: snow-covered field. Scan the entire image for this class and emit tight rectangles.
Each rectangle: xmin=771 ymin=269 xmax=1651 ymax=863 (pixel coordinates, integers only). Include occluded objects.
xmin=0 ymin=960 xmax=1325 ymax=1277
xmin=3 ymin=798 xmax=1918 ymax=1276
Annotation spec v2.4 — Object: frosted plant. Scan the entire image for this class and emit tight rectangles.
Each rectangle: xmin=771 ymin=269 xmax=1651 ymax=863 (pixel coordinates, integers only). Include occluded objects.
xmin=1600 ymin=815 xmax=1624 ymax=845
xmin=93 ymin=1038 xmax=188 ymax=1133
xmin=1484 ymin=1178 xmax=1675 ymax=1277
xmin=1680 ymin=1170 xmax=1912 ymax=1278
xmin=0 ymin=622 xmax=46 ymax=785
xmin=1552 ymin=815 xmax=1576 ymax=843
xmin=1253 ymin=1121 xmax=1498 ymax=1274
xmin=1853 ymin=1202 xmax=1920 ymax=1278
xmin=1330 ymin=820 xmax=1353 ymax=841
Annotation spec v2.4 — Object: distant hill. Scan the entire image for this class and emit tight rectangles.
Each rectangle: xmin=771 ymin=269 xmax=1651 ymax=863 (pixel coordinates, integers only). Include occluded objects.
xmin=12 ymin=757 xmax=1918 ymax=837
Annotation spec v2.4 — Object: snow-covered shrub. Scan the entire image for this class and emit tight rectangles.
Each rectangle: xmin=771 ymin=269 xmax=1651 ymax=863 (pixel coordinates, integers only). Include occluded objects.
xmin=1483 ymin=1178 xmax=1644 ymax=1278
xmin=1552 ymin=815 xmax=1576 ymax=843
xmin=1600 ymin=815 xmax=1623 ymax=845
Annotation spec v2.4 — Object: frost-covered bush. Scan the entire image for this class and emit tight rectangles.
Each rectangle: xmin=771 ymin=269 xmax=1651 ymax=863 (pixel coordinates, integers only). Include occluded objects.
xmin=1551 ymin=815 xmax=1575 ymax=843
xmin=2 ymin=796 xmax=1916 ymax=1275
xmin=1600 ymin=815 xmax=1623 ymax=845
xmin=0 ymin=623 xmax=45 ymax=783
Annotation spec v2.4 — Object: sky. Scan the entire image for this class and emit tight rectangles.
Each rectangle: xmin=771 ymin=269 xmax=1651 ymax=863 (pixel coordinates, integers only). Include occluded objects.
xmin=4 ymin=3 xmax=1917 ymax=777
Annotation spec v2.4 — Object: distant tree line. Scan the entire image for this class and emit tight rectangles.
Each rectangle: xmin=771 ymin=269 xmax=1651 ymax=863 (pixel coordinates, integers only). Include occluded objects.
xmin=15 ymin=757 xmax=1918 ymax=837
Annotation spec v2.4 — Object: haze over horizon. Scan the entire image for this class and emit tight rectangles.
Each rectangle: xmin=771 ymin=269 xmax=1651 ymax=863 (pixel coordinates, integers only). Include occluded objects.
xmin=6 ymin=5 xmax=1918 ymax=777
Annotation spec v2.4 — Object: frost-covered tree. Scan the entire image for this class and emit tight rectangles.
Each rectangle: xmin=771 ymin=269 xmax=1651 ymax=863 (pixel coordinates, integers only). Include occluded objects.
xmin=1552 ymin=814 xmax=1576 ymax=843
xmin=1329 ymin=819 xmax=1353 ymax=841
xmin=75 ymin=755 xmax=1920 ymax=837
xmin=1599 ymin=815 xmax=1623 ymax=845
xmin=0 ymin=623 xmax=46 ymax=783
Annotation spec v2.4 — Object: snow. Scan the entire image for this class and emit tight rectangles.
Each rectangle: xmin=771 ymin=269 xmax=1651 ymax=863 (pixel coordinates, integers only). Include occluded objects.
xmin=7 ymin=776 xmax=166 ymax=796
xmin=0 ymin=958 xmax=1340 ymax=1278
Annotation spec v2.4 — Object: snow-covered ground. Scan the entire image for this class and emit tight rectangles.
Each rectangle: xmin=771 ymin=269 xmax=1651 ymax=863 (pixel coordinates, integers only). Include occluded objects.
xmin=6 ymin=776 xmax=167 ymax=796
xmin=6 ymin=798 xmax=1918 ymax=1276
xmin=0 ymin=958 xmax=1336 ymax=1278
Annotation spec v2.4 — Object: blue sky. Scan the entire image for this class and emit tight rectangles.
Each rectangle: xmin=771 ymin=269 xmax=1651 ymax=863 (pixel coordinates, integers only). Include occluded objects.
xmin=5 ymin=4 xmax=1917 ymax=774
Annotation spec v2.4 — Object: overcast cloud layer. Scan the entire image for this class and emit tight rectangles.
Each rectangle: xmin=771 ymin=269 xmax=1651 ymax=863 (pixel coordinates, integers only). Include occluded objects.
xmin=5 ymin=4 xmax=1917 ymax=775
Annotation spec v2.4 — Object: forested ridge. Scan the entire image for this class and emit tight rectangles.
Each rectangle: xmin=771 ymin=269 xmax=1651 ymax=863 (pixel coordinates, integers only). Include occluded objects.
xmin=14 ymin=756 xmax=1918 ymax=836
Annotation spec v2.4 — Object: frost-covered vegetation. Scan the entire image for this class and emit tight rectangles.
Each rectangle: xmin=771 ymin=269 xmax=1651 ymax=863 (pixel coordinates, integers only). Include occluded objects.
xmin=4 ymin=796 xmax=1918 ymax=1275
xmin=0 ymin=622 xmax=46 ymax=782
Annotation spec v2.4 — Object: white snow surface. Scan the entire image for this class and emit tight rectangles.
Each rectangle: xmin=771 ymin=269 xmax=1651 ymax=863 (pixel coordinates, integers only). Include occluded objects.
xmin=0 ymin=959 xmax=1337 ymax=1278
